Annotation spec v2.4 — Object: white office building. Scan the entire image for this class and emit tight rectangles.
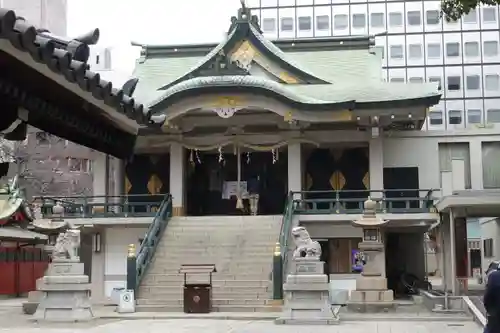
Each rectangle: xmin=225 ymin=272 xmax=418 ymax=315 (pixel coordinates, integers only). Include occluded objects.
xmin=247 ymin=0 xmax=500 ymax=131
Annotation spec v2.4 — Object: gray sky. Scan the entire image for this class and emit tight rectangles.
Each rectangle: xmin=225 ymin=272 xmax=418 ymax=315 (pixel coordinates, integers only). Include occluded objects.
xmin=68 ymin=0 xmax=240 ymax=71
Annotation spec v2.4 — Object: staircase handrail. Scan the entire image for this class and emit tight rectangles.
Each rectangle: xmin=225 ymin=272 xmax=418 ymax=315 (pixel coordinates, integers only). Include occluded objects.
xmin=272 ymin=191 xmax=294 ymax=299
xmin=135 ymin=193 xmax=173 ymax=290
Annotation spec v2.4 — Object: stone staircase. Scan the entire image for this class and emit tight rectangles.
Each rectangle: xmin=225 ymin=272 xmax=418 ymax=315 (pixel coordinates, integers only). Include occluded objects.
xmin=136 ymin=215 xmax=282 ymax=312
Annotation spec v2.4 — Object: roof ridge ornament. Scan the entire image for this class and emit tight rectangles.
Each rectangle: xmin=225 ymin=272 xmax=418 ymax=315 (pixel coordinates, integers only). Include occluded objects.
xmin=227 ymin=0 xmax=262 ymax=34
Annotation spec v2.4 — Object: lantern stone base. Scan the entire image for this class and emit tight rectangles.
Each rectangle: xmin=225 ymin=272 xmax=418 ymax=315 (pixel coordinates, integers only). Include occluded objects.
xmin=276 ymin=258 xmax=344 ymax=325
xmin=33 ymin=260 xmax=94 ymax=322
xmin=347 ymin=276 xmax=396 ymax=313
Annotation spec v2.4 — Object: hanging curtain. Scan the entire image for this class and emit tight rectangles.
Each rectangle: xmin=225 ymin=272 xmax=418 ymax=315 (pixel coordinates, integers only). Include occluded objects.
xmin=482 ymin=142 xmax=500 ymax=189
xmin=438 ymin=143 xmax=471 ymax=189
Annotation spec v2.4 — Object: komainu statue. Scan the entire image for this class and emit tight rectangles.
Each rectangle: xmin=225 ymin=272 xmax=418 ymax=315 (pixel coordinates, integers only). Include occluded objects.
xmin=52 ymin=228 xmax=80 ymax=261
xmin=291 ymin=226 xmax=321 ymax=259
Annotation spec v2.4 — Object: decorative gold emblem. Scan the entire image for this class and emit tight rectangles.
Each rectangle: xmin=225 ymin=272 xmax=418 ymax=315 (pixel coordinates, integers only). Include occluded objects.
xmin=147 ymin=174 xmax=163 ymax=195
xmin=362 ymin=172 xmax=370 ymax=190
xmin=230 ymin=40 xmax=257 ymax=71
xmin=279 ymin=71 xmax=299 ymax=84
xmin=193 ymin=295 xmax=201 ymax=303
xmin=125 ymin=176 xmax=132 ymax=194
xmin=329 ymin=171 xmax=346 ymax=190
xmin=212 ymin=96 xmax=242 ymax=108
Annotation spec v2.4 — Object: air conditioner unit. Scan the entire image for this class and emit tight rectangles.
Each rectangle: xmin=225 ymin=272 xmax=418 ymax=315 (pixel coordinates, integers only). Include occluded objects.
xmin=116 ymin=289 xmax=135 ymax=313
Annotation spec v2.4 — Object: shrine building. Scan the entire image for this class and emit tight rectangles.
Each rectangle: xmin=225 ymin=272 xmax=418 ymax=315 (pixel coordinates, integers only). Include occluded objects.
xmin=32 ymin=5 xmax=490 ymax=311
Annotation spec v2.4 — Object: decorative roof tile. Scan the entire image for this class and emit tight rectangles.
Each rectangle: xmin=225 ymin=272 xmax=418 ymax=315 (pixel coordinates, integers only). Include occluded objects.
xmin=0 ymin=8 xmax=165 ymax=127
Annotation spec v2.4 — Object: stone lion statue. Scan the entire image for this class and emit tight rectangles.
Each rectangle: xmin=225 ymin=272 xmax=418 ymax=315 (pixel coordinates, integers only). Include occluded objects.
xmin=291 ymin=226 xmax=321 ymax=259
xmin=52 ymin=228 xmax=80 ymax=261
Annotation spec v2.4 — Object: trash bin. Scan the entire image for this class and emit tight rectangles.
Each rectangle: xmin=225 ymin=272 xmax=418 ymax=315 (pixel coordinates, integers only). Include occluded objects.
xmin=179 ymin=264 xmax=216 ymax=313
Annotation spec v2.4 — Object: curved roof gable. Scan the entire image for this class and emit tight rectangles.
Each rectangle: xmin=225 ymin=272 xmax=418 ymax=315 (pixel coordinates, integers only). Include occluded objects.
xmin=156 ymin=3 xmax=331 ymax=92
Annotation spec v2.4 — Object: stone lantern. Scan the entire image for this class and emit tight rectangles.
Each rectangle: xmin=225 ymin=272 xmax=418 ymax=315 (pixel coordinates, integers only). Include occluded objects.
xmin=51 ymin=201 xmax=64 ymax=221
xmin=347 ymin=197 xmax=395 ymax=313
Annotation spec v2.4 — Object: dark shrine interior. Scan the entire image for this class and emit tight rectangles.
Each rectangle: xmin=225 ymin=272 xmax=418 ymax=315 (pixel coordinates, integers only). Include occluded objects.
xmin=186 ymin=150 xmax=288 ymax=216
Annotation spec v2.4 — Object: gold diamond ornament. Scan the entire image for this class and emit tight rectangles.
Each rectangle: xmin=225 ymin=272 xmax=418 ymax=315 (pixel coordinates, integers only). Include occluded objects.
xmin=362 ymin=172 xmax=370 ymax=189
xmin=329 ymin=171 xmax=346 ymax=190
xmin=147 ymin=174 xmax=163 ymax=195
xmin=125 ymin=176 xmax=132 ymax=194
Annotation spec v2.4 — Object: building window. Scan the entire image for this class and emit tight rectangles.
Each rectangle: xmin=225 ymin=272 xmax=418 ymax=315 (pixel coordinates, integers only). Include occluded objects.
xmin=407 ymin=11 xmax=421 ymax=25
xmin=484 ymin=239 xmax=494 ymax=257
xmin=467 ymin=109 xmax=482 ymax=124
xmin=390 ymin=45 xmax=403 ymax=59
xmin=370 ymin=13 xmax=384 ymax=28
xmin=408 ymin=44 xmax=422 ymax=58
xmin=446 ymin=42 xmax=460 ymax=57
xmin=427 ymin=43 xmax=441 ymax=58
xmin=334 ymin=14 xmax=348 ymax=30
xmin=426 ymin=10 xmax=440 ymax=24
xmin=281 ymin=17 xmax=294 ymax=31
xmin=449 ymin=110 xmax=462 ymax=124
xmin=463 ymin=9 xmax=477 ymax=23
xmin=464 ymin=41 xmax=479 ymax=57
xmin=439 ymin=143 xmax=471 ymax=189
xmin=409 ymin=77 xmax=423 ymax=83
xmin=262 ymin=18 xmax=276 ymax=32
xmin=68 ymin=158 xmax=92 ymax=173
xmin=390 ymin=77 xmax=404 ymax=82
xmin=35 ymin=132 xmax=51 ymax=145
xmin=484 ymin=40 xmax=499 ymax=57
xmin=352 ymin=13 xmax=366 ymax=28
xmin=316 ymin=15 xmax=330 ymax=31
xmin=487 ymin=109 xmax=500 ymax=123
xmin=466 ymin=75 xmax=480 ymax=90
xmin=429 ymin=76 xmax=442 ymax=90
xmin=298 ymin=16 xmax=311 ymax=30
xmin=447 ymin=76 xmax=461 ymax=91
xmin=483 ymin=142 xmax=500 ymax=188
xmin=483 ymin=8 xmax=497 ymax=23
xmin=389 ymin=12 xmax=402 ymax=26
xmin=485 ymin=74 xmax=500 ymax=91
xmin=429 ymin=111 xmax=443 ymax=125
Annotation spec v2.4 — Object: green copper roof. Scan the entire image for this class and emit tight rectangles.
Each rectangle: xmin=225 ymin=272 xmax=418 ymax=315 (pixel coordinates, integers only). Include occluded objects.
xmin=148 ymin=75 xmax=440 ymax=112
xmin=131 ymin=4 xmax=441 ymax=114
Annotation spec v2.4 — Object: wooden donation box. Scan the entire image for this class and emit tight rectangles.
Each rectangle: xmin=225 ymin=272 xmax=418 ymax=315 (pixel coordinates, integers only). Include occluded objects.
xmin=179 ymin=264 xmax=216 ymax=313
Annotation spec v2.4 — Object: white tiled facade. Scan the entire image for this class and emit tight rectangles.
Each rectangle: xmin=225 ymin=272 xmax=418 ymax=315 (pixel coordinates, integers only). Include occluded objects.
xmin=248 ymin=0 xmax=500 ymax=132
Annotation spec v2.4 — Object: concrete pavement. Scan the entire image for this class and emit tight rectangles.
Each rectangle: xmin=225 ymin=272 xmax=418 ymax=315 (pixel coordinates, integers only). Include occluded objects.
xmin=0 ymin=318 xmax=483 ymax=333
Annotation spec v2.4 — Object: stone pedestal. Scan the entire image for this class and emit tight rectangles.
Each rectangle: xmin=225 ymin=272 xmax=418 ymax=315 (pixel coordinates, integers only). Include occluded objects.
xmin=347 ymin=242 xmax=395 ymax=313
xmin=33 ymin=259 xmax=94 ymax=322
xmin=276 ymin=258 xmax=339 ymax=325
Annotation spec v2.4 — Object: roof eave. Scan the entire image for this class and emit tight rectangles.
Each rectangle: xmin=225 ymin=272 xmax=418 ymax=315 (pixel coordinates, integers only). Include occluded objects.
xmin=355 ymin=94 xmax=442 ymax=110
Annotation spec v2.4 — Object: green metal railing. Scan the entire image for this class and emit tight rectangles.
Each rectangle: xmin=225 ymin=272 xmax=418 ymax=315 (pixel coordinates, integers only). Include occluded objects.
xmin=272 ymin=191 xmax=294 ymax=300
xmin=135 ymin=193 xmax=172 ymax=290
xmin=292 ymin=189 xmax=436 ymax=214
xmin=34 ymin=194 xmax=167 ymax=219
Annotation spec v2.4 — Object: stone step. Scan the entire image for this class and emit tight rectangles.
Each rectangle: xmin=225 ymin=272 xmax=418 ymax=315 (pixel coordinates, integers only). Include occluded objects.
xmin=142 ymin=279 xmax=270 ymax=288
xmin=143 ymin=273 xmax=270 ymax=283
xmin=165 ymin=226 xmax=279 ymax=231
xmin=136 ymin=298 xmax=269 ymax=306
xmin=136 ymin=290 xmax=270 ymax=300
xmin=148 ymin=267 xmax=271 ymax=274
xmin=154 ymin=250 xmax=274 ymax=255
xmin=158 ymin=241 xmax=278 ymax=246
xmin=135 ymin=304 xmax=280 ymax=313
xmin=139 ymin=285 xmax=270 ymax=295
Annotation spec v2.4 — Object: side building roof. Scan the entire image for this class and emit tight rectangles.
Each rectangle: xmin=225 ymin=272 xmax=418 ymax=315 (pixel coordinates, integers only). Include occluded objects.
xmin=0 ymin=8 xmax=165 ymax=158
